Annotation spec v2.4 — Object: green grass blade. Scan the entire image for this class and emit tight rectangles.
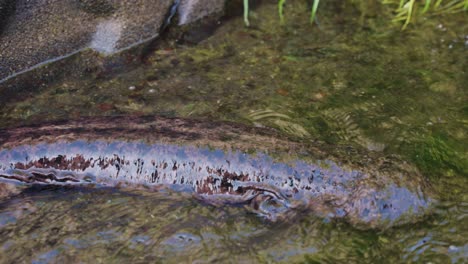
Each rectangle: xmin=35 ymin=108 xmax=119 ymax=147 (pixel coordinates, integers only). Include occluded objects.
xmin=309 ymin=0 xmax=320 ymax=24
xmin=399 ymin=0 xmax=406 ymax=8
xmin=278 ymin=0 xmax=286 ymax=24
xmin=435 ymin=1 xmax=466 ymax=13
xmin=243 ymin=0 xmax=250 ymax=26
xmin=422 ymin=0 xmax=432 ymax=13
xmin=402 ymin=0 xmax=416 ymax=30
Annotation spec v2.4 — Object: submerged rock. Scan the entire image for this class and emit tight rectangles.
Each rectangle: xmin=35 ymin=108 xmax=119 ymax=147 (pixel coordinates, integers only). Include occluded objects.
xmin=0 ymin=116 xmax=433 ymax=229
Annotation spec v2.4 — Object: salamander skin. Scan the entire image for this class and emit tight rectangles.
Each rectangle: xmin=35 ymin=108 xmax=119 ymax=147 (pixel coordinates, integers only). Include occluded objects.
xmin=0 ymin=116 xmax=433 ymax=229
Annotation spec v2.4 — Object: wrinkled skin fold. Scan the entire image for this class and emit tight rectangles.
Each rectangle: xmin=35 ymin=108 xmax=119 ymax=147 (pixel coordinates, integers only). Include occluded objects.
xmin=0 ymin=116 xmax=433 ymax=229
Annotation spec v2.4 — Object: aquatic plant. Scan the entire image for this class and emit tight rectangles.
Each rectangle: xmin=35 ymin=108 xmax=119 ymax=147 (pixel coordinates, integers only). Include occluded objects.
xmin=278 ymin=0 xmax=320 ymax=24
xmin=385 ymin=0 xmax=468 ymax=29
xmin=309 ymin=0 xmax=320 ymax=23
xmin=244 ymin=0 xmax=250 ymax=26
xmin=243 ymin=0 xmax=467 ymax=28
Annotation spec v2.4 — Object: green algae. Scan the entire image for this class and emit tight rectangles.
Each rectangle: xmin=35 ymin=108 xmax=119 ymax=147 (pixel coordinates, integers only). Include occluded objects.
xmin=401 ymin=134 xmax=468 ymax=178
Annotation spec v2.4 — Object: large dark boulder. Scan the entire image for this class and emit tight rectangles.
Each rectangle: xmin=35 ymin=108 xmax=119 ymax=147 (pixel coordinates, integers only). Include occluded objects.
xmin=0 ymin=0 xmax=226 ymax=84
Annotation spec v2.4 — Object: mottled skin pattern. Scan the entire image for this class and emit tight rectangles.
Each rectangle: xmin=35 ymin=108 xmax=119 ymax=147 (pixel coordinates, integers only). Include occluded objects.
xmin=0 ymin=116 xmax=433 ymax=229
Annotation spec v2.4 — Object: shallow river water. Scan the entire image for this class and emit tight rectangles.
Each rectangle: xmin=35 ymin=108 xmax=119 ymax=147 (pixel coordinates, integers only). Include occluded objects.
xmin=0 ymin=1 xmax=467 ymax=263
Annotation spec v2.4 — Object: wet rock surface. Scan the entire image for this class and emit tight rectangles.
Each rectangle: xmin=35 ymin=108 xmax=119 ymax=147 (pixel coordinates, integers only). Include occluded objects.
xmin=0 ymin=0 xmax=226 ymax=82
xmin=0 ymin=116 xmax=434 ymax=229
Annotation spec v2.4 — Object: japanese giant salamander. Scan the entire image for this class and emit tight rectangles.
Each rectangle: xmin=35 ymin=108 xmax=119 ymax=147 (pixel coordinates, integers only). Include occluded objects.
xmin=0 ymin=116 xmax=433 ymax=229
